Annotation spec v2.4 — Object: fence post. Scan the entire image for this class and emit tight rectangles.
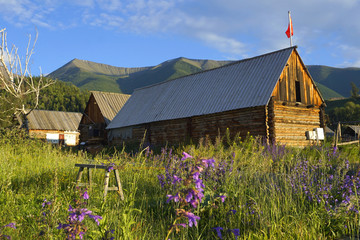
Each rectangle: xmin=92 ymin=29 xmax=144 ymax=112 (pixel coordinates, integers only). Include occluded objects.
xmin=335 ymin=122 xmax=341 ymax=147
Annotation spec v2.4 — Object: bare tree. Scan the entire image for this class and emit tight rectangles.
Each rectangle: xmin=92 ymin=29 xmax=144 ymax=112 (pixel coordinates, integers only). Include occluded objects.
xmin=0 ymin=28 xmax=54 ymax=126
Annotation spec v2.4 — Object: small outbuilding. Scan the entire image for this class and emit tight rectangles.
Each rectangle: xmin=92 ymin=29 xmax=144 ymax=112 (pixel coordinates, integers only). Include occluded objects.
xmin=107 ymin=46 xmax=326 ymax=147
xmin=343 ymin=125 xmax=360 ymax=141
xmin=25 ymin=109 xmax=82 ymax=146
xmin=78 ymin=91 xmax=130 ymax=144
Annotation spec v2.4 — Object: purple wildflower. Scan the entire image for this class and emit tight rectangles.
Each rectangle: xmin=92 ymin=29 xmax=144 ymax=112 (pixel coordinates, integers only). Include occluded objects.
xmin=157 ymin=174 xmax=165 ymax=188
xmin=79 ymin=231 xmax=85 ymax=239
xmin=106 ymin=163 xmax=115 ymax=172
xmin=4 ymin=223 xmax=16 ymax=229
xmin=176 ymin=223 xmax=187 ymax=228
xmin=57 ymin=223 xmax=69 ymax=229
xmin=185 ymin=191 xmax=194 ymax=202
xmin=172 ymin=175 xmax=182 ymax=185
xmin=219 ymin=195 xmax=226 ymax=203
xmin=194 ymin=179 xmax=205 ymax=189
xmin=193 ymin=172 xmax=200 ymax=181
xmin=212 ymin=227 xmax=223 ymax=239
xmin=195 ymin=189 xmax=204 ymax=202
xmin=202 ymin=158 xmax=215 ymax=168
xmin=42 ymin=199 xmax=52 ymax=208
xmin=184 ymin=212 xmax=200 ymax=227
xmin=229 ymin=228 xmax=240 ymax=239
xmin=89 ymin=214 xmax=103 ymax=225
xmin=83 ymin=191 xmax=89 ymax=200
xmin=167 ymin=193 xmax=180 ymax=203
xmin=58 ymin=188 xmax=103 ymax=239
xmin=189 ymin=199 xmax=198 ymax=208
xmin=181 ymin=152 xmax=193 ymax=160
xmin=78 ymin=209 xmax=92 ymax=222
xmin=229 ymin=209 xmax=237 ymax=214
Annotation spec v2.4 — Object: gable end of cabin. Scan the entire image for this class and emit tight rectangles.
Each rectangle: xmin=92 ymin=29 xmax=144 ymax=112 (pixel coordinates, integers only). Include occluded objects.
xmin=267 ymin=50 xmax=326 ymax=147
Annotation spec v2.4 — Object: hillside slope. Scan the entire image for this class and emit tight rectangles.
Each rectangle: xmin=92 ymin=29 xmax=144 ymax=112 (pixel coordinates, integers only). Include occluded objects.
xmin=307 ymin=65 xmax=360 ymax=98
xmin=314 ymin=82 xmax=343 ymax=100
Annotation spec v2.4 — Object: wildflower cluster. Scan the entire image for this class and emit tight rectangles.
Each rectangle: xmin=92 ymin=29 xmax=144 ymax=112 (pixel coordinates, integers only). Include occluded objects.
xmin=212 ymin=209 xmax=240 ymax=239
xmin=288 ymin=148 xmax=360 ymax=214
xmin=38 ymin=198 xmax=53 ymax=237
xmin=262 ymin=142 xmax=287 ymax=164
xmin=0 ymin=223 xmax=16 ymax=240
xmin=159 ymin=152 xmax=226 ymax=238
xmin=57 ymin=188 xmax=102 ymax=239
xmin=213 ymin=226 xmax=240 ymax=240
xmin=211 ymin=199 xmax=262 ymax=239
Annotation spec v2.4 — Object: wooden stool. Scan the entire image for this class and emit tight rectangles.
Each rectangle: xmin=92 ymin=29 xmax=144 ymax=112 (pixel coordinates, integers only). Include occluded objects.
xmin=75 ymin=163 xmax=124 ymax=200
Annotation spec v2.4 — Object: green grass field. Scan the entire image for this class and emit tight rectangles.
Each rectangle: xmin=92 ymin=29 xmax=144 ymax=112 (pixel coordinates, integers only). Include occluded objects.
xmin=1 ymin=130 xmax=360 ymax=239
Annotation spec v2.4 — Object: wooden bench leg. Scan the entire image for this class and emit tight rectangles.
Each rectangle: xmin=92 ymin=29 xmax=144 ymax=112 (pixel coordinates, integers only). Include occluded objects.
xmin=103 ymin=169 xmax=124 ymax=201
xmin=104 ymin=171 xmax=110 ymax=199
xmin=87 ymin=168 xmax=92 ymax=187
xmin=76 ymin=167 xmax=84 ymax=186
xmin=114 ymin=169 xmax=125 ymax=200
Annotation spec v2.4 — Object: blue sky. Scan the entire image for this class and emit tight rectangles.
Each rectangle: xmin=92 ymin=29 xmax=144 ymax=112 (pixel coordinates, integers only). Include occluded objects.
xmin=1 ymin=0 xmax=360 ymax=75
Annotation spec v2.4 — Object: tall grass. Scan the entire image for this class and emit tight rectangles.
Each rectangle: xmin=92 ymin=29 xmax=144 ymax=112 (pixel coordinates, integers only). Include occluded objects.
xmin=0 ymin=129 xmax=360 ymax=239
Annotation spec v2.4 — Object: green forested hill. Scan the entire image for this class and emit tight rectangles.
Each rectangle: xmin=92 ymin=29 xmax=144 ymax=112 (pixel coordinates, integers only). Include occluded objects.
xmin=36 ymin=80 xmax=90 ymax=113
xmin=314 ymin=82 xmax=343 ymax=100
xmin=307 ymin=65 xmax=360 ymax=98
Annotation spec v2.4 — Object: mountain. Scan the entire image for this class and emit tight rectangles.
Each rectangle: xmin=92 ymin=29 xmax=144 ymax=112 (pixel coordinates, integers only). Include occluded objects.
xmin=307 ymin=65 xmax=360 ymax=98
xmin=48 ymin=57 xmax=360 ymax=100
xmin=48 ymin=58 xmax=233 ymax=94
xmin=313 ymin=82 xmax=343 ymax=100
xmin=47 ymin=59 xmax=150 ymax=93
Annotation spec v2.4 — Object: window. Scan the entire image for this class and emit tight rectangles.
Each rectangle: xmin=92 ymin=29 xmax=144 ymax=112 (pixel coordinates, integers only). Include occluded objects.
xmin=295 ymin=80 xmax=301 ymax=102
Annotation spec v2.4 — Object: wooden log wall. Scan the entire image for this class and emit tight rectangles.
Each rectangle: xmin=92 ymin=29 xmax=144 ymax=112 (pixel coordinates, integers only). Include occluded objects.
xmin=269 ymin=101 xmax=321 ymax=147
xmin=80 ymin=94 xmax=105 ymax=125
xmin=79 ymin=94 xmax=107 ymax=143
xmin=190 ymin=106 xmax=267 ymax=144
xmin=111 ymin=106 xmax=267 ymax=146
xmin=271 ymin=51 xmax=323 ymax=107
xmin=79 ymin=123 xmax=107 ymax=143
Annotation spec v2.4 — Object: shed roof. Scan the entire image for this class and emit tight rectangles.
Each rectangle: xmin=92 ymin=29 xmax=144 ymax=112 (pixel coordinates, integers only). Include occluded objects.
xmin=90 ymin=91 xmax=131 ymax=125
xmin=27 ymin=109 xmax=82 ymax=131
xmin=325 ymin=126 xmax=335 ymax=134
xmin=107 ymin=46 xmax=298 ymax=130
xmin=346 ymin=125 xmax=360 ymax=134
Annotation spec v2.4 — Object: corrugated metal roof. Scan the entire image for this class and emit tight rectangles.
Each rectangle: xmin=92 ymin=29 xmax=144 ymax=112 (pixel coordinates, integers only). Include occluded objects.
xmin=27 ymin=109 xmax=82 ymax=131
xmin=91 ymin=91 xmax=131 ymax=125
xmin=347 ymin=125 xmax=360 ymax=133
xmin=107 ymin=47 xmax=295 ymax=130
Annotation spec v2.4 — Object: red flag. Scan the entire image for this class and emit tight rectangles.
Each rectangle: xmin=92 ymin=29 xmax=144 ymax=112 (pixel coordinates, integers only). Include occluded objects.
xmin=285 ymin=14 xmax=293 ymax=38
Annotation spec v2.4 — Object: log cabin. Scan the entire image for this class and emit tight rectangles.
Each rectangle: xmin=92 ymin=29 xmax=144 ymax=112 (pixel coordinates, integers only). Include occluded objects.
xmin=25 ymin=109 xmax=82 ymax=146
xmin=106 ymin=46 xmax=326 ymax=147
xmin=79 ymin=91 xmax=130 ymax=144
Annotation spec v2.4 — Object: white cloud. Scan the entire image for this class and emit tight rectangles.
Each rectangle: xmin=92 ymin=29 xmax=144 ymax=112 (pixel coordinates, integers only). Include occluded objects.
xmin=338 ymin=44 xmax=360 ymax=67
xmin=71 ymin=0 xmax=94 ymax=7
xmin=196 ymin=32 xmax=247 ymax=57
xmin=0 ymin=0 xmax=57 ymax=28
xmin=88 ymin=13 xmax=124 ymax=27
xmin=96 ymin=0 xmax=122 ymax=11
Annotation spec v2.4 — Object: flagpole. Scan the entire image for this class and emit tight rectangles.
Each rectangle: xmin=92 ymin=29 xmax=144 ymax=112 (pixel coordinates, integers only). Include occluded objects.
xmin=288 ymin=11 xmax=293 ymax=47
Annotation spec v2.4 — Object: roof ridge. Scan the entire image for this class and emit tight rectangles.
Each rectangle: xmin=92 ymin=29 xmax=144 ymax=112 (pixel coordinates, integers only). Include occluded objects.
xmin=91 ymin=90 xmax=131 ymax=96
xmin=31 ymin=109 xmax=82 ymax=114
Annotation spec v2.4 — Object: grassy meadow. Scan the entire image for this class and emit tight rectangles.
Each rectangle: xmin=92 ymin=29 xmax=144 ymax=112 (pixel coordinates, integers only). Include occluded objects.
xmin=1 ymin=130 xmax=360 ymax=239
